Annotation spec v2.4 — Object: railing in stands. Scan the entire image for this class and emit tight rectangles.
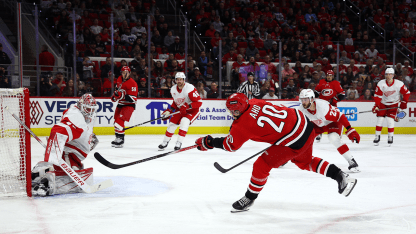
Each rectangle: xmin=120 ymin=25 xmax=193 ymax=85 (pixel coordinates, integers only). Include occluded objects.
xmin=393 ymin=40 xmax=415 ymax=67
xmin=345 ymin=0 xmax=362 ymax=25
xmin=166 ymin=0 xmax=177 ymax=25
xmin=193 ymin=32 xmax=205 ymax=57
xmin=367 ymin=17 xmax=386 ymax=54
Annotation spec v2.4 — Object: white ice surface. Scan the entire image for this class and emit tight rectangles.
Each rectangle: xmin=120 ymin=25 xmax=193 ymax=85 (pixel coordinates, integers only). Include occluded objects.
xmin=1 ymin=134 xmax=416 ymax=234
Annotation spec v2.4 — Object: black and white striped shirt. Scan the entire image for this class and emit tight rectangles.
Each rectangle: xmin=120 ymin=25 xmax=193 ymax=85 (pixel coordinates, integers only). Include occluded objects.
xmin=237 ymin=80 xmax=261 ymax=100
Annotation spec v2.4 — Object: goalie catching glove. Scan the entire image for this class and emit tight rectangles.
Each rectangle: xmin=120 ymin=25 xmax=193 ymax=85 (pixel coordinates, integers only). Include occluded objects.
xmin=111 ymin=89 xmax=126 ymax=102
xmin=195 ymin=135 xmax=214 ymax=151
xmin=345 ymin=127 xmax=360 ymax=143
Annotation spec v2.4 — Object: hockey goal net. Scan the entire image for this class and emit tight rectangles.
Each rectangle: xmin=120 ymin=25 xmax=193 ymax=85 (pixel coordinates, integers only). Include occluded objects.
xmin=0 ymin=88 xmax=31 ymax=197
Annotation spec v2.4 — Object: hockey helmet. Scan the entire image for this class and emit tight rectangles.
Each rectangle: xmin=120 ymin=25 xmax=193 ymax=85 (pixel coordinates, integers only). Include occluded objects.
xmin=385 ymin=67 xmax=394 ymax=74
xmin=226 ymin=93 xmax=249 ymax=118
xmin=77 ymin=93 xmax=98 ymax=124
xmin=121 ymin=66 xmax=131 ymax=72
xmin=175 ymin=72 xmax=186 ymax=80
xmin=326 ymin=70 xmax=335 ymax=76
xmin=299 ymin=89 xmax=315 ymax=109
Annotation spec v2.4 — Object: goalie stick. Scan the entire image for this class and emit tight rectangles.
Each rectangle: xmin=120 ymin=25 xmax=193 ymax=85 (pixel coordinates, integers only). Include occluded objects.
xmin=94 ymin=144 xmax=198 ymax=169
xmin=344 ymin=107 xmax=399 ymax=116
xmin=5 ymin=106 xmax=113 ymax=194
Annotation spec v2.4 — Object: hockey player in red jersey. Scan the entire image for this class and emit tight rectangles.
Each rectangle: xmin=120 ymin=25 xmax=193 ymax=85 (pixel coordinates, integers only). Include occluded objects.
xmin=111 ymin=66 xmax=138 ymax=148
xmin=195 ymin=93 xmax=357 ymax=212
xmin=298 ymin=89 xmax=360 ymax=172
xmin=372 ymin=68 xmax=410 ymax=146
xmin=314 ymin=70 xmax=346 ymax=142
xmin=159 ymin=72 xmax=203 ymax=150
xmin=31 ymin=94 xmax=99 ymax=196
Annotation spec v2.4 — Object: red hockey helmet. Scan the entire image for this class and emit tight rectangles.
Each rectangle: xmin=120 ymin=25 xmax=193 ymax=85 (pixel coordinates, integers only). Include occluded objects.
xmin=326 ymin=70 xmax=335 ymax=76
xmin=121 ymin=66 xmax=131 ymax=72
xmin=226 ymin=93 xmax=249 ymax=118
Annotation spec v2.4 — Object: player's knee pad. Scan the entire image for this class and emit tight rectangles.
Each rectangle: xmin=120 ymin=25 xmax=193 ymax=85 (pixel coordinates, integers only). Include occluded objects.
xmin=167 ymin=123 xmax=179 ymax=133
xmin=376 ymin=117 xmax=385 ymax=126
xmin=179 ymin=118 xmax=191 ymax=132
xmin=328 ymin=132 xmax=343 ymax=148
xmin=387 ymin=117 xmax=395 ymax=128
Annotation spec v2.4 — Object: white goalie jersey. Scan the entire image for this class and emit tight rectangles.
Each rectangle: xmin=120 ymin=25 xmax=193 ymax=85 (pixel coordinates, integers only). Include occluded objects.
xmin=59 ymin=104 xmax=95 ymax=162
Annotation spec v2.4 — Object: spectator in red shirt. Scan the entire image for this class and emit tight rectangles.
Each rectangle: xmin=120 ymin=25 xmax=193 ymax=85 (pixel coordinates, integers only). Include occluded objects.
xmin=205 ymin=24 xmax=217 ymax=38
xmin=39 ymin=45 xmax=55 ymax=72
xmin=52 ymin=72 xmax=66 ymax=96
xmin=222 ymin=48 xmax=238 ymax=65
xmin=348 ymin=59 xmax=360 ymax=76
xmin=317 ymin=7 xmax=330 ymax=23
xmin=373 ymin=9 xmax=386 ymax=26
xmin=263 ymin=55 xmax=276 ymax=74
xmin=233 ymin=25 xmax=247 ymax=41
xmin=321 ymin=57 xmax=333 ymax=73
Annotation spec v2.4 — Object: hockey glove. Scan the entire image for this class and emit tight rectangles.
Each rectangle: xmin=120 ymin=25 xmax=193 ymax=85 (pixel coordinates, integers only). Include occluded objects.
xmin=345 ymin=127 xmax=360 ymax=143
xmin=90 ymin=133 xmax=99 ymax=151
xmin=180 ymin=103 xmax=189 ymax=115
xmin=161 ymin=109 xmax=173 ymax=120
xmin=372 ymin=105 xmax=379 ymax=113
xmin=399 ymin=101 xmax=407 ymax=110
xmin=111 ymin=89 xmax=126 ymax=102
xmin=195 ymin=135 xmax=214 ymax=151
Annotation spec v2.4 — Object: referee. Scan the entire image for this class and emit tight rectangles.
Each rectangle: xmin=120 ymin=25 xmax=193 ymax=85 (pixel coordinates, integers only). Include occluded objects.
xmin=236 ymin=72 xmax=260 ymax=99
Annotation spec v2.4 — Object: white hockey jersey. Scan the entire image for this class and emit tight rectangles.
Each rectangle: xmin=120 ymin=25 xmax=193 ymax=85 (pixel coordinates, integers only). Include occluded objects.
xmin=298 ymin=99 xmax=343 ymax=127
xmin=170 ymin=82 xmax=202 ymax=109
xmin=374 ymin=79 xmax=410 ymax=105
xmin=57 ymin=104 xmax=95 ymax=162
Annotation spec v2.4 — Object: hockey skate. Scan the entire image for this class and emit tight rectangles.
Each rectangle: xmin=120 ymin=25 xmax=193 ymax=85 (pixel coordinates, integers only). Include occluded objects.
xmin=348 ymin=159 xmax=360 ymax=173
xmin=373 ymin=135 xmax=380 ymax=146
xmin=32 ymin=174 xmax=55 ymax=196
xmin=111 ymin=137 xmax=124 ymax=148
xmin=388 ymin=136 xmax=393 ymax=146
xmin=336 ymin=171 xmax=357 ymax=197
xmin=174 ymin=142 xmax=182 ymax=150
xmin=315 ymin=134 xmax=322 ymax=143
xmin=231 ymin=196 xmax=255 ymax=213
xmin=158 ymin=140 xmax=170 ymax=151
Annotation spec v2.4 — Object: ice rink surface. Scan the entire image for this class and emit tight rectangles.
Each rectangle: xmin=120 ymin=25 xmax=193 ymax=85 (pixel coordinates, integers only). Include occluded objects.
xmin=1 ymin=134 xmax=416 ymax=234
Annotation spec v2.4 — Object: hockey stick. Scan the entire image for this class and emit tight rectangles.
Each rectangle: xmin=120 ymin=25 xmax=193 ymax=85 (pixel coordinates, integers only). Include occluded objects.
xmin=94 ymin=144 xmax=198 ymax=169
xmin=344 ymin=107 xmax=399 ymax=116
xmin=5 ymin=106 xmax=113 ymax=193
xmin=214 ymin=144 xmax=274 ymax=173
xmin=123 ymin=110 xmax=181 ymax=131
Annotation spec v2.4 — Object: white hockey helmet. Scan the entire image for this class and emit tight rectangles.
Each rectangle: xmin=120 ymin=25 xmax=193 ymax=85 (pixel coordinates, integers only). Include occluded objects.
xmin=299 ymin=89 xmax=315 ymax=109
xmin=175 ymin=72 xmax=186 ymax=81
xmin=385 ymin=67 xmax=395 ymax=74
xmin=77 ymin=93 xmax=98 ymax=124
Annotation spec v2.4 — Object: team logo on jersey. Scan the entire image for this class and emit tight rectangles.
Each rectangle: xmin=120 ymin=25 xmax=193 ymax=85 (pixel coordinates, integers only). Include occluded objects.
xmin=384 ymin=91 xmax=396 ymax=97
xmin=175 ymin=97 xmax=186 ymax=106
xmin=312 ymin=119 xmax=323 ymax=126
xmin=30 ymin=101 xmax=44 ymax=125
xmin=321 ymin=89 xmax=334 ymax=96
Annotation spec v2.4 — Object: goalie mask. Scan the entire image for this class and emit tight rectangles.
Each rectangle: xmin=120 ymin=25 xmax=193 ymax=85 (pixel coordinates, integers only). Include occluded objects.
xmin=77 ymin=93 xmax=98 ymax=123
xmin=226 ymin=93 xmax=249 ymax=119
xmin=299 ymin=89 xmax=315 ymax=109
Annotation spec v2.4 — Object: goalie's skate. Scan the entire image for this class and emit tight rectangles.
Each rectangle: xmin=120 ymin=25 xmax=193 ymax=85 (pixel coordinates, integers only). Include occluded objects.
xmin=373 ymin=135 xmax=380 ymax=146
xmin=336 ymin=171 xmax=357 ymax=197
xmin=32 ymin=174 xmax=55 ymax=196
xmin=348 ymin=159 xmax=360 ymax=173
xmin=158 ymin=141 xmax=169 ymax=151
xmin=231 ymin=196 xmax=255 ymax=213
xmin=174 ymin=142 xmax=182 ymax=150
xmin=315 ymin=134 xmax=322 ymax=143
xmin=388 ymin=136 xmax=393 ymax=146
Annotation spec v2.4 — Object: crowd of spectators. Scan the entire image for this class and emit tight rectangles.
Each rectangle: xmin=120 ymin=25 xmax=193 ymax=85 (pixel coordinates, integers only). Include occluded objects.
xmin=30 ymin=0 xmax=416 ymax=100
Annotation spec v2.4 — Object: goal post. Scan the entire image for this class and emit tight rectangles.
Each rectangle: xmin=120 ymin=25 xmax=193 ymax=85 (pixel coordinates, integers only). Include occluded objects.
xmin=0 ymin=88 xmax=31 ymax=197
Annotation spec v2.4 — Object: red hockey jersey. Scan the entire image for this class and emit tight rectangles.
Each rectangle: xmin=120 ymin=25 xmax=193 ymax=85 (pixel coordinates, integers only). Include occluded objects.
xmin=115 ymin=76 xmax=138 ymax=107
xmin=315 ymin=79 xmax=345 ymax=106
xmin=222 ymin=99 xmax=313 ymax=152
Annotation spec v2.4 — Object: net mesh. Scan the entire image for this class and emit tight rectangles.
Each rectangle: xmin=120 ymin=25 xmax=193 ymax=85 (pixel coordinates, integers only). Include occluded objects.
xmin=0 ymin=88 xmax=28 ymax=197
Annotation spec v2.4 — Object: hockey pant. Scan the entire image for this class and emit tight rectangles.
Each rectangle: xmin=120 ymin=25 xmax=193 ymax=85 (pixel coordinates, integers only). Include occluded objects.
xmin=247 ymin=130 xmax=338 ymax=198
xmin=114 ymin=105 xmax=135 ymax=135
xmin=375 ymin=103 xmax=399 ymax=137
xmin=163 ymin=109 xmax=200 ymax=143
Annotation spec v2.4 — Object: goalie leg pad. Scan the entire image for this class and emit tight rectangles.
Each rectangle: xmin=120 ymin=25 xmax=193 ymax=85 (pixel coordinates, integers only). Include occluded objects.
xmin=32 ymin=161 xmax=54 ymax=181
xmin=45 ymin=132 xmax=68 ymax=166
xmin=48 ymin=168 xmax=94 ymax=195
